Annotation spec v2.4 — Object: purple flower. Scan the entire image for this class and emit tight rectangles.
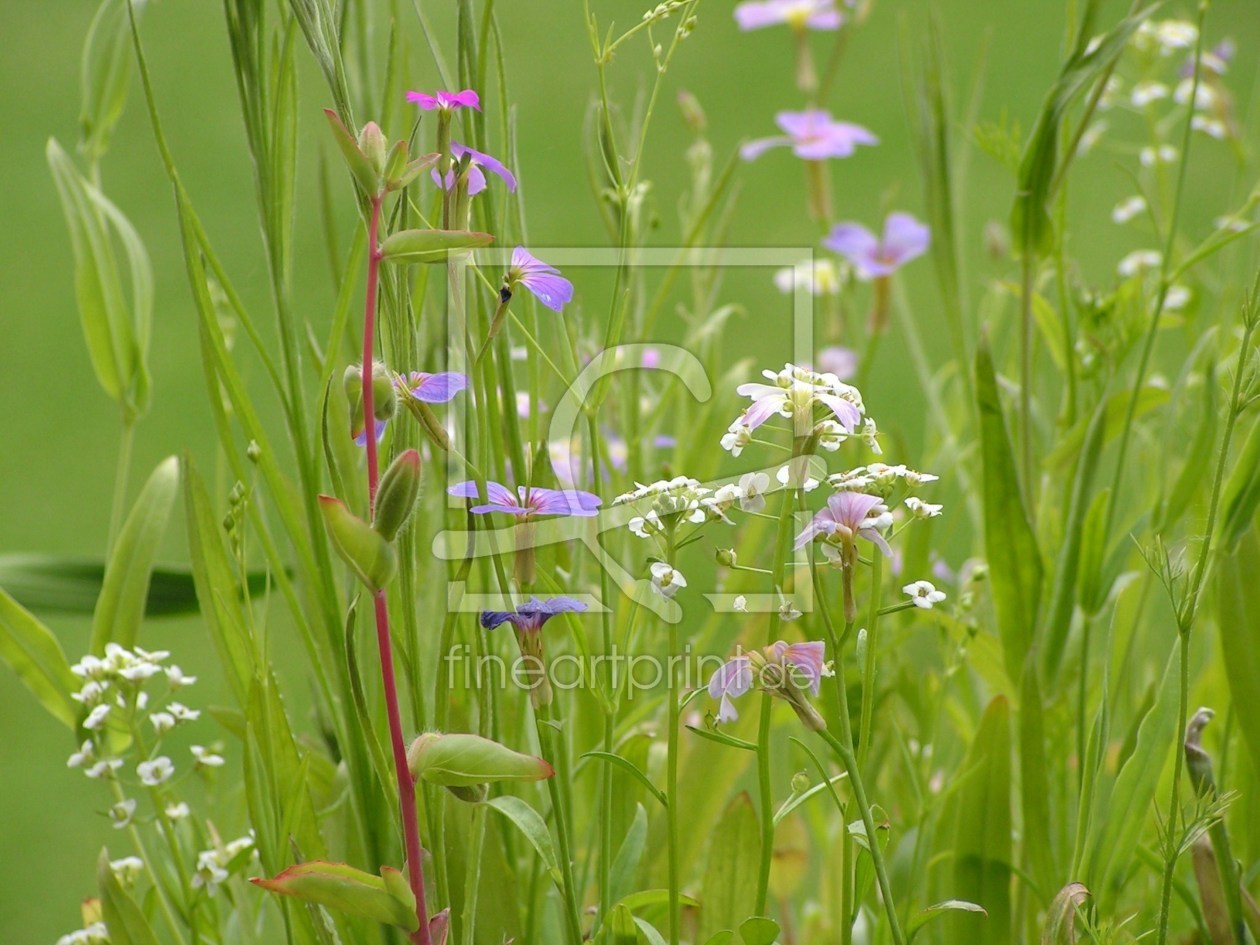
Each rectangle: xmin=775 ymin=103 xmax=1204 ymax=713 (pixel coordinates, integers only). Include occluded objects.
xmin=824 ymin=213 xmax=930 ymax=280
xmin=432 ymin=141 xmax=517 ymax=195
xmin=741 ymin=110 xmax=877 ymax=162
xmin=793 ymin=491 xmax=891 ymax=555
xmin=708 ymin=655 xmax=753 ymax=723
xmin=448 ymin=480 xmax=602 ymax=518
xmin=353 ymin=419 xmax=388 ymax=447
xmin=768 ymin=640 xmax=826 ymax=694
xmin=734 ymin=0 xmax=843 ymax=31
xmin=508 ymin=247 xmax=574 ymax=312
xmin=707 ymin=640 xmax=827 ymax=723
xmin=815 ymin=346 xmax=857 ymax=381
xmin=480 ymin=596 xmax=588 ymax=633
xmin=406 ymin=89 xmax=481 ymax=112
xmin=404 ymin=371 xmax=468 ymax=403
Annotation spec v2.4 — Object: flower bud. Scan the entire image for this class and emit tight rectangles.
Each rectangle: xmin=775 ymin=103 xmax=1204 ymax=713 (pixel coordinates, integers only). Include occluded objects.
xmin=406 ymin=731 xmax=554 ymax=789
xmin=370 ymin=362 xmax=397 ymax=421
xmin=318 ymin=495 xmax=398 ymax=591
xmin=790 ymin=771 xmax=811 ymax=794
xmin=246 ymin=440 xmax=261 ymax=463
xmin=715 ymin=548 xmax=737 ymax=568
xmin=374 ymin=450 xmax=422 ymax=541
xmin=676 ymin=89 xmax=707 ymax=134
xmin=357 ymin=121 xmax=388 ymax=178
xmin=1183 ymin=707 xmax=1217 ymax=799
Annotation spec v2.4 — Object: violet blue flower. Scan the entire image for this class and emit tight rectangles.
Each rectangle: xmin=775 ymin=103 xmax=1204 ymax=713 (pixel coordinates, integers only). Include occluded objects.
xmin=793 ymin=490 xmax=891 ymax=555
xmin=404 ymin=371 xmax=468 ymax=403
xmin=448 ymin=480 xmax=602 ymax=518
xmin=432 ymin=141 xmax=517 ymax=195
xmin=708 ymin=654 xmax=753 ymax=723
xmin=406 ymin=89 xmax=481 ymax=111
xmin=734 ymin=0 xmax=843 ymax=31
xmin=480 ymin=596 xmax=588 ymax=633
xmin=741 ymin=110 xmax=877 ymax=162
xmin=507 ymin=247 xmax=574 ymax=312
xmin=824 ymin=213 xmax=930 ymax=280
xmin=707 ymin=640 xmax=827 ymax=724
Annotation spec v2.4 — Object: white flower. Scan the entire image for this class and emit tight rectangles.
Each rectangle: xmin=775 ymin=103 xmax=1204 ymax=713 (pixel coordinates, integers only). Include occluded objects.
xmin=118 ymin=661 xmax=163 ymax=683
xmin=1118 ymin=249 xmax=1162 ymax=277
xmin=903 ymin=468 xmax=939 ymax=487
xmin=1174 ymin=78 xmax=1217 ymax=110
xmin=1129 ymin=80 xmax=1168 ymax=107
xmin=151 ymin=712 xmax=176 ymax=736
xmin=1134 ymin=18 xmax=1197 ymax=54
xmin=905 ymin=497 xmax=944 ymax=519
xmin=224 ymin=834 xmax=256 ymax=860
xmin=733 ymin=595 xmax=749 ymax=613
xmin=83 ymin=703 xmax=112 ymax=731
xmin=1078 ymin=121 xmax=1107 ymax=154
xmin=191 ymin=745 xmax=226 ymax=769
xmin=1139 ymin=144 xmax=1179 ymax=167
xmin=71 ymin=654 xmax=108 ymax=681
xmin=109 ymin=798 xmax=137 ymax=829
xmin=133 ymin=646 xmax=171 ymax=664
xmin=138 ymin=756 xmax=175 ymax=786
xmin=1111 ymin=195 xmax=1146 ymax=224
xmin=720 ymin=419 xmax=753 ymax=456
xmin=736 ymin=472 xmax=770 ymax=513
xmin=815 ymin=419 xmax=850 ymax=451
xmin=859 ymin=417 xmax=881 ymax=454
xmin=778 ymin=593 xmax=802 ymax=622
xmin=167 ymin=702 xmax=201 ymax=723
xmin=67 ymin=741 xmax=95 ymax=769
xmin=85 ymin=759 xmax=124 ymax=780
xmin=650 ymin=562 xmax=687 ymax=599
xmin=192 ymin=849 xmax=230 ymax=894
xmin=1192 ymin=115 xmax=1227 ymax=140
xmin=56 ymin=923 xmax=109 ymax=945
xmin=1164 ymin=284 xmax=1191 ymax=311
xmin=166 ymin=802 xmax=191 ymax=820
xmin=628 ymin=510 xmax=662 ymax=539
xmin=71 ymin=680 xmax=109 ymax=707
xmin=903 ymin=580 xmax=946 ymax=609
xmin=165 ymin=665 xmax=197 ymax=689
xmin=776 ymin=463 xmax=819 ymax=492
xmin=727 ymin=363 xmax=866 ymax=449
xmin=110 ymin=856 xmax=144 ymax=885
xmin=773 ymin=258 xmax=841 ymax=296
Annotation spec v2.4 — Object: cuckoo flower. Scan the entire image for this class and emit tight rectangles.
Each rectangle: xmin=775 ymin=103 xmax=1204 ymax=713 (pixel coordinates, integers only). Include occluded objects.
xmin=433 ymin=141 xmax=517 ymax=195
xmin=741 ymin=109 xmax=877 ymax=162
xmin=708 ymin=641 xmax=827 ymax=729
xmin=406 ymin=88 xmax=481 ymax=112
xmin=793 ymin=490 xmax=891 ymax=555
xmin=722 ymin=363 xmax=865 ymax=453
xmin=734 ymin=0 xmax=843 ymax=30
xmin=448 ymin=480 xmax=601 ymax=518
xmin=506 ymin=247 xmax=574 ymax=312
xmin=352 ymin=370 xmax=467 ymax=445
xmin=481 ymin=597 xmax=588 ymax=706
xmin=825 ymin=212 xmax=930 ymax=280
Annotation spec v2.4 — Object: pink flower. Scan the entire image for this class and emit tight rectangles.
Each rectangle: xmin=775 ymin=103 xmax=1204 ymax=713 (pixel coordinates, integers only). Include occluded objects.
xmin=824 ymin=213 xmax=930 ymax=279
xmin=508 ymin=248 xmax=574 ymax=313
xmin=432 ymin=142 xmax=516 ymax=195
xmin=742 ymin=110 xmax=877 ymax=162
xmin=448 ymin=480 xmax=601 ymax=518
xmin=735 ymin=0 xmax=844 ymax=31
xmin=707 ymin=640 xmax=828 ymax=726
xmin=793 ymin=491 xmax=891 ymax=555
xmin=406 ymin=89 xmax=481 ymax=112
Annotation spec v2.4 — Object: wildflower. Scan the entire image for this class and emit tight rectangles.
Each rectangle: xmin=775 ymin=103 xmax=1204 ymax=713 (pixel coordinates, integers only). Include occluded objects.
xmin=794 ymin=491 xmax=891 ymax=555
xmin=904 ymin=496 xmax=943 ymax=519
xmin=191 ymin=745 xmax=226 ymax=769
xmin=405 ymin=88 xmax=480 ymax=112
xmin=824 ymin=213 xmax=930 ymax=280
xmin=614 ymin=477 xmax=714 ymax=536
xmin=85 ymin=759 xmax=124 ymax=780
xmin=774 ymin=258 xmax=841 ymax=295
xmin=1118 ymin=249 xmax=1162 ymax=277
xmin=137 ymin=757 xmax=174 ymax=786
xmin=67 ymin=741 xmax=95 ymax=769
xmin=733 ymin=595 xmax=749 ymax=613
xmin=1129 ymin=80 xmax=1169 ymax=107
xmin=1164 ymin=285 xmax=1191 ymax=310
xmin=734 ymin=0 xmax=843 ymax=31
xmin=83 ymin=703 xmax=111 ymax=731
xmin=72 ymin=680 xmax=108 ymax=706
xmin=110 ymin=856 xmax=144 ymax=885
xmin=448 ymin=480 xmax=601 ymax=518
xmin=741 ymin=109 xmax=877 ymax=162
xmin=164 ymin=665 xmax=196 ymax=689
xmin=505 ymin=247 xmax=574 ymax=312
xmin=650 ymin=562 xmax=687 ymax=599
xmin=192 ymin=849 xmax=230 ymax=895
xmin=1192 ymin=115 xmax=1227 ymax=140
xmin=402 ymin=371 xmax=468 ymax=403
xmin=151 ymin=712 xmax=175 ymax=736
xmin=708 ymin=641 xmax=827 ymax=729
xmin=714 ymin=472 xmax=771 ymax=514
xmin=165 ymin=802 xmax=191 ymax=820
xmin=118 ymin=661 xmax=162 ymax=683
xmin=1134 ymin=19 xmax=1197 ymax=55
xmin=1140 ymin=144 xmax=1179 ymax=167
xmin=1112 ymin=195 xmax=1147 ymax=224
xmin=1174 ymin=79 xmax=1217 ymax=110
xmin=71 ymin=654 xmax=108 ymax=681
xmin=481 ymin=597 xmax=588 ymax=707
xmin=778 ymin=591 xmax=803 ymax=622
xmin=109 ymin=799 xmax=137 ymax=829
xmin=903 ymin=580 xmax=946 ymax=609
xmin=859 ymin=417 xmax=882 ymax=454
xmin=776 ymin=462 xmax=821 ymax=492
xmin=167 ymin=702 xmax=201 ymax=723
xmin=724 ymin=363 xmax=864 ymax=449
xmin=432 ymin=141 xmax=516 ymax=194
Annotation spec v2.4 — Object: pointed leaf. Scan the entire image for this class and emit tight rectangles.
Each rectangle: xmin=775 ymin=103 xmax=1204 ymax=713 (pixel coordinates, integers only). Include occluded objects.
xmin=97 ymin=849 xmax=161 ymax=945
xmin=1215 ymin=529 xmax=1260 ymax=779
xmin=378 ymin=228 xmax=494 ymax=264
xmin=0 ymin=586 xmax=78 ymax=728
xmin=700 ymin=792 xmax=760 ymax=941
xmin=908 ymin=900 xmax=987 ymax=941
xmin=323 ymin=109 xmax=380 ymax=195
xmin=251 ymin=861 xmax=418 ymax=932
xmin=485 ymin=795 xmax=560 ymax=876
xmin=407 ymin=731 xmax=554 ymax=787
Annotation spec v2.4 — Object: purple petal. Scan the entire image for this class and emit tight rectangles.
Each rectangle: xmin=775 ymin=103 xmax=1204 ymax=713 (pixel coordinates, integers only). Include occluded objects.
xmin=518 ymin=596 xmax=588 ymax=618
xmin=741 ymin=396 xmax=784 ymax=433
xmin=782 ymin=641 xmax=826 ymax=694
xmin=512 ymin=246 xmax=558 ymax=275
xmin=520 ymin=272 xmax=574 ymax=312
xmin=448 ymin=480 xmax=480 ymax=499
xmin=409 ymin=372 xmax=468 ymax=403
xmin=824 ymin=222 xmax=880 ymax=269
xmin=826 ymin=491 xmax=882 ymax=529
xmin=806 ymin=9 xmax=844 ymax=28
xmin=480 ymin=610 xmax=518 ymax=630
xmin=792 ymin=517 xmax=829 ymax=551
xmin=716 ymin=694 xmax=741 ymax=723
xmin=353 ymin=418 xmax=388 ymax=446
xmin=734 ymin=1 xmax=790 ymax=29
xmin=406 ymin=91 xmax=441 ymax=110
xmin=527 ymin=487 xmax=602 ymax=517
xmin=708 ymin=656 xmax=753 ymax=699
xmin=740 ymin=136 xmax=791 ymax=161
xmin=451 ymin=141 xmax=517 ymax=192
xmin=449 ymin=480 xmax=521 ymax=510
xmin=445 ymin=89 xmax=481 ymax=110
xmin=793 ymin=121 xmax=878 ymax=160
xmin=775 ymin=110 xmax=830 ymax=139
xmin=815 ymin=393 xmax=861 ymax=432
xmin=881 ymin=212 xmax=931 ymax=267
xmin=859 ymin=526 xmax=893 ymax=558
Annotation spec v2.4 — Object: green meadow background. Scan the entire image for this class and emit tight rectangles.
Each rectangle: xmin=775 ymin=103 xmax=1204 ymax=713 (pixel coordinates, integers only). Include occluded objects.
xmin=1 ymin=0 xmax=1257 ymax=941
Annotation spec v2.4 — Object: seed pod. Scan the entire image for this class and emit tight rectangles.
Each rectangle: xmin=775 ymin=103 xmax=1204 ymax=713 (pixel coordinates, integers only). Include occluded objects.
xmin=374 ymin=450 xmax=422 ymax=541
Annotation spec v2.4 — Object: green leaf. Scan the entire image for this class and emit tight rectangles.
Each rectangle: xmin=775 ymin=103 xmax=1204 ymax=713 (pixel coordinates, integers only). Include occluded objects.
xmin=485 ymin=795 xmax=560 ymax=878
xmin=943 ymin=696 xmax=1011 ymax=945
xmin=79 ymin=0 xmax=138 ymax=162
xmin=251 ymin=861 xmax=418 ymax=932
xmin=90 ymin=456 xmax=179 ymax=654
xmin=1157 ymin=362 xmax=1218 ymax=534
xmin=1042 ymin=385 xmax=1170 ymax=473
xmin=700 ymin=792 xmax=760 ymax=942
xmin=1219 ymin=413 xmax=1260 ymax=553
xmin=319 ymin=494 xmax=398 ymax=591
xmin=1018 ymin=658 xmax=1056 ymax=903
xmin=614 ymin=889 xmax=701 ymax=912
xmin=610 ymin=804 xmax=649 ymax=907
xmin=975 ymin=340 xmax=1042 ymax=679
xmin=377 ymin=228 xmax=495 ymax=264
xmin=1042 ymin=883 xmax=1091 ymax=945
xmin=1075 ymin=487 xmax=1113 ymax=617
xmin=1215 ymin=530 xmax=1260 ymax=779
xmin=702 ymin=935 xmax=736 ymax=945
xmin=907 ymin=900 xmax=987 ymax=940
xmin=633 ymin=916 xmax=670 ymax=945
xmin=686 ymin=724 xmax=757 ymax=752
xmin=0 ymin=587 xmax=78 ymax=728
xmin=323 ymin=108 xmax=379 ymax=195
xmin=98 ymin=849 xmax=161 ymax=945
xmin=738 ymin=916 xmax=780 ymax=945
xmin=581 ymin=751 xmax=668 ymax=808
xmin=774 ymin=772 xmax=847 ymax=826
xmin=408 ymin=732 xmax=554 ymax=787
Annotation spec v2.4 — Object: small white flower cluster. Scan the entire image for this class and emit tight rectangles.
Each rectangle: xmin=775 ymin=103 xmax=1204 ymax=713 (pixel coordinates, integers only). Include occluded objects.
xmin=903 ymin=580 xmax=947 ymax=610
xmin=828 ymin=463 xmax=939 ymax=498
xmin=1132 ymin=19 xmax=1197 ymax=56
xmin=773 ymin=258 xmax=842 ymax=296
xmin=56 ymin=923 xmax=109 ymax=945
xmin=192 ymin=834 xmax=257 ymax=896
xmin=615 ymin=476 xmax=722 ymax=539
xmin=721 ymin=363 xmax=867 ymax=456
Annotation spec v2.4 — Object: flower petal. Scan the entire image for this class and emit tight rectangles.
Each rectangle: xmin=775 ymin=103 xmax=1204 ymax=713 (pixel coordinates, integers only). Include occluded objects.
xmin=410 ymin=371 xmax=468 ymax=402
xmin=881 ymin=212 xmax=931 ymax=266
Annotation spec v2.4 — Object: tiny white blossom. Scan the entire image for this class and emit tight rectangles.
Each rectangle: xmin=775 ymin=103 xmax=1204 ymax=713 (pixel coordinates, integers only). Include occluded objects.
xmin=192 ymin=849 xmax=230 ymax=894
xmin=628 ymin=510 xmax=662 ymax=539
xmin=736 ymin=472 xmax=770 ymax=513
xmin=1078 ymin=121 xmax=1107 ymax=154
xmin=903 ymin=468 xmax=939 ymax=487
xmin=118 ymin=662 xmax=163 ymax=683
xmin=138 ymin=756 xmax=175 ymax=786
xmin=1111 ymin=195 xmax=1147 ymax=224
xmin=1164 ymin=285 xmax=1191 ymax=311
xmin=650 ymin=562 xmax=687 ymax=599
xmin=773 ymin=258 xmax=841 ymax=296
xmin=151 ymin=712 xmax=176 ymax=736
xmin=110 ymin=856 xmax=144 ymax=885
xmin=67 ymin=741 xmax=95 ymax=769
xmin=224 ymin=834 xmax=256 ymax=860
xmin=83 ymin=703 xmax=112 ymax=731
xmin=133 ymin=646 xmax=171 ymax=664
xmin=733 ymin=595 xmax=749 ymax=613
xmin=71 ymin=654 xmax=108 ymax=681
xmin=191 ymin=745 xmax=226 ymax=768
xmin=905 ymin=497 xmax=944 ymax=519
xmin=165 ymin=665 xmax=197 ymax=689
xmin=776 ymin=463 xmax=820 ymax=492
xmin=56 ymin=923 xmax=109 ymax=945
xmin=903 ymin=580 xmax=947 ymax=609
xmin=1118 ymin=249 xmax=1162 ymax=277
xmin=1191 ymin=115 xmax=1227 ymax=140
xmin=1174 ymin=78 xmax=1217 ymax=110
xmin=859 ymin=417 xmax=881 ymax=454
xmin=71 ymin=680 xmax=109 ymax=707
xmin=167 ymin=702 xmax=201 ymax=723
xmin=166 ymin=801 xmax=191 ymax=820
xmin=109 ymin=798 xmax=137 ymax=829
xmin=1129 ymin=80 xmax=1169 ymax=107
xmin=85 ymin=759 xmax=124 ymax=780
xmin=1139 ymin=144 xmax=1179 ymax=167
xmin=778 ymin=593 xmax=802 ymax=622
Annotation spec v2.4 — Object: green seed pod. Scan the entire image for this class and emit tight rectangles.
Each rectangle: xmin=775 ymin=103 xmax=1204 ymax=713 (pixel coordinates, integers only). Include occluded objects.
xmin=715 ymin=548 xmax=737 ymax=568
xmin=370 ymin=362 xmax=396 ymax=421
xmin=318 ymin=495 xmax=398 ymax=592
xmin=374 ymin=450 xmax=422 ymax=541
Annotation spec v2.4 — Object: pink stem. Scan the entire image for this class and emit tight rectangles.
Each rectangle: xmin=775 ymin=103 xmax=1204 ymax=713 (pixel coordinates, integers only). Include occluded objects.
xmin=362 ymin=192 xmax=432 ymax=945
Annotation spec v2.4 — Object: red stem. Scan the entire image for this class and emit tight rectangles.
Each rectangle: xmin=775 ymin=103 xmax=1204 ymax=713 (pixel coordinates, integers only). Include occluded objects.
xmin=363 ymin=192 xmax=432 ymax=945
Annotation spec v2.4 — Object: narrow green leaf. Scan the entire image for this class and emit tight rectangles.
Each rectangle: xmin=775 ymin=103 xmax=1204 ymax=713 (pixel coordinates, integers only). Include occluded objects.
xmin=1157 ymin=362 xmax=1218 ymax=533
xmin=614 ymin=889 xmax=701 ymax=912
xmin=79 ymin=0 xmax=137 ymax=162
xmin=633 ymin=916 xmax=669 ymax=945
xmin=251 ymin=861 xmax=418 ymax=932
xmin=976 ymin=340 xmax=1042 ymax=679
xmin=377 ymin=228 xmax=495 ymax=264
xmin=323 ymin=108 xmax=379 ymax=195
xmin=610 ymin=804 xmax=649 ymax=907
xmin=1043 ymin=385 xmax=1170 ymax=473
xmin=686 ymin=724 xmax=757 ymax=752
xmin=0 ymin=587 xmax=79 ymax=728
xmin=1215 ymin=529 xmax=1260 ymax=779
xmin=581 ymin=751 xmax=668 ymax=808
xmin=738 ymin=916 xmax=781 ymax=945
xmin=90 ymin=456 xmax=178 ymax=654
xmin=1019 ymin=658 xmax=1056 ymax=903
xmin=907 ymin=900 xmax=987 ymax=940
xmin=1219 ymin=413 xmax=1260 ymax=553
xmin=485 ymin=795 xmax=560 ymax=876
xmin=98 ymin=849 xmax=161 ymax=945
xmin=700 ymin=792 xmax=761 ymax=942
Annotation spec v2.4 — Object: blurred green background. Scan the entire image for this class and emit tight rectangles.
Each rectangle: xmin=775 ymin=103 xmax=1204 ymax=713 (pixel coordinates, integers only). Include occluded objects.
xmin=1 ymin=0 xmax=1256 ymax=940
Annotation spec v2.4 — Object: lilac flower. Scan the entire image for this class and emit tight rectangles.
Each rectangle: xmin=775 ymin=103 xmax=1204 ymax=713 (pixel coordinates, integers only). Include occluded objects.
xmin=708 ymin=655 xmax=752 ymax=723
xmin=406 ymin=89 xmax=481 ymax=112
xmin=741 ymin=110 xmax=877 ymax=162
xmin=448 ymin=480 xmax=602 ymax=518
xmin=708 ymin=640 xmax=827 ymax=726
xmin=722 ymin=363 xmax=865 ymax=453
xmin=735 ymin=0 xmax=843 ymax=31
xmin=404 ymin=371 xmax=468 ymax=403
xmin=815 ymin=346 xmax=857 ymax=381
xmin=507 ymin=247 xmax=574 ymax=312
xmin=824 ymin=213 xmax=930 ymax=280
xmin=480 ymin=596 xmax=588 ymax=633
xmin=432 ymin=141 xmax=517 ymax=195
xmin=793 ymin=491 xmax=891 ymax=555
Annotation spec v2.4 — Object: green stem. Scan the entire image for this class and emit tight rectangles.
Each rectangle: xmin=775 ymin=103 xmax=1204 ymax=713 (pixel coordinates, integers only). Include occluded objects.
xmin=537 ymin=704 xmax=584 ymax=945
xmin=109 ymin=779 xmax=188 ymax=945
xmin=857 ymin=551 xmax=883 ymax=766
xmin=667 ymin=616 xmax=682 ymax=945
xmin=107 ymin=417 xmax=135 ymax=553
xmin=1153 ymin=631 xmax=1190 ymax=945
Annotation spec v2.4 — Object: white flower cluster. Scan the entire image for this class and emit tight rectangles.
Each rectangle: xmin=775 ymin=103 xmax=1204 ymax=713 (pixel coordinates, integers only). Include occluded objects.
xmin=615 ymin=476 xmax=724 ymax=539
xmin=192 ymin=834 xmax=257 ymax=896
xmin=721 ymin=363 xmax=867 ymax=456
xmin=56 ymin=923 xmax=109 ymax=945
xmin=828 ymin=462 xmax=939 ymax=497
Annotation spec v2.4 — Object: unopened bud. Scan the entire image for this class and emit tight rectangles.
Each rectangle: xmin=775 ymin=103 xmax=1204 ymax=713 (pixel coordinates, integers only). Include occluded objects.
xmin=246 ymin=440 xmax=261 ymax=463
xmin=715 ymin=548 xmax=737 ymax=568
xmin=357 ymin=121 xmax=388 ymax=178
xmin=370 ymin=362 xmax=396 ymax=421
xmin=677 ymin=90 xmax=707 ymax=134
xmin=319 ymin=495 xmax=398 ymax=591
xmin=790 ymin=771 xmax=811 ymax=794
xmin=374 ymin=450 xmax=422 ymax=541
xmin=406 ymin=731 xmax=554 ymax=788
xmin=1184 ymin=707 xmax=1217 ymax=799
